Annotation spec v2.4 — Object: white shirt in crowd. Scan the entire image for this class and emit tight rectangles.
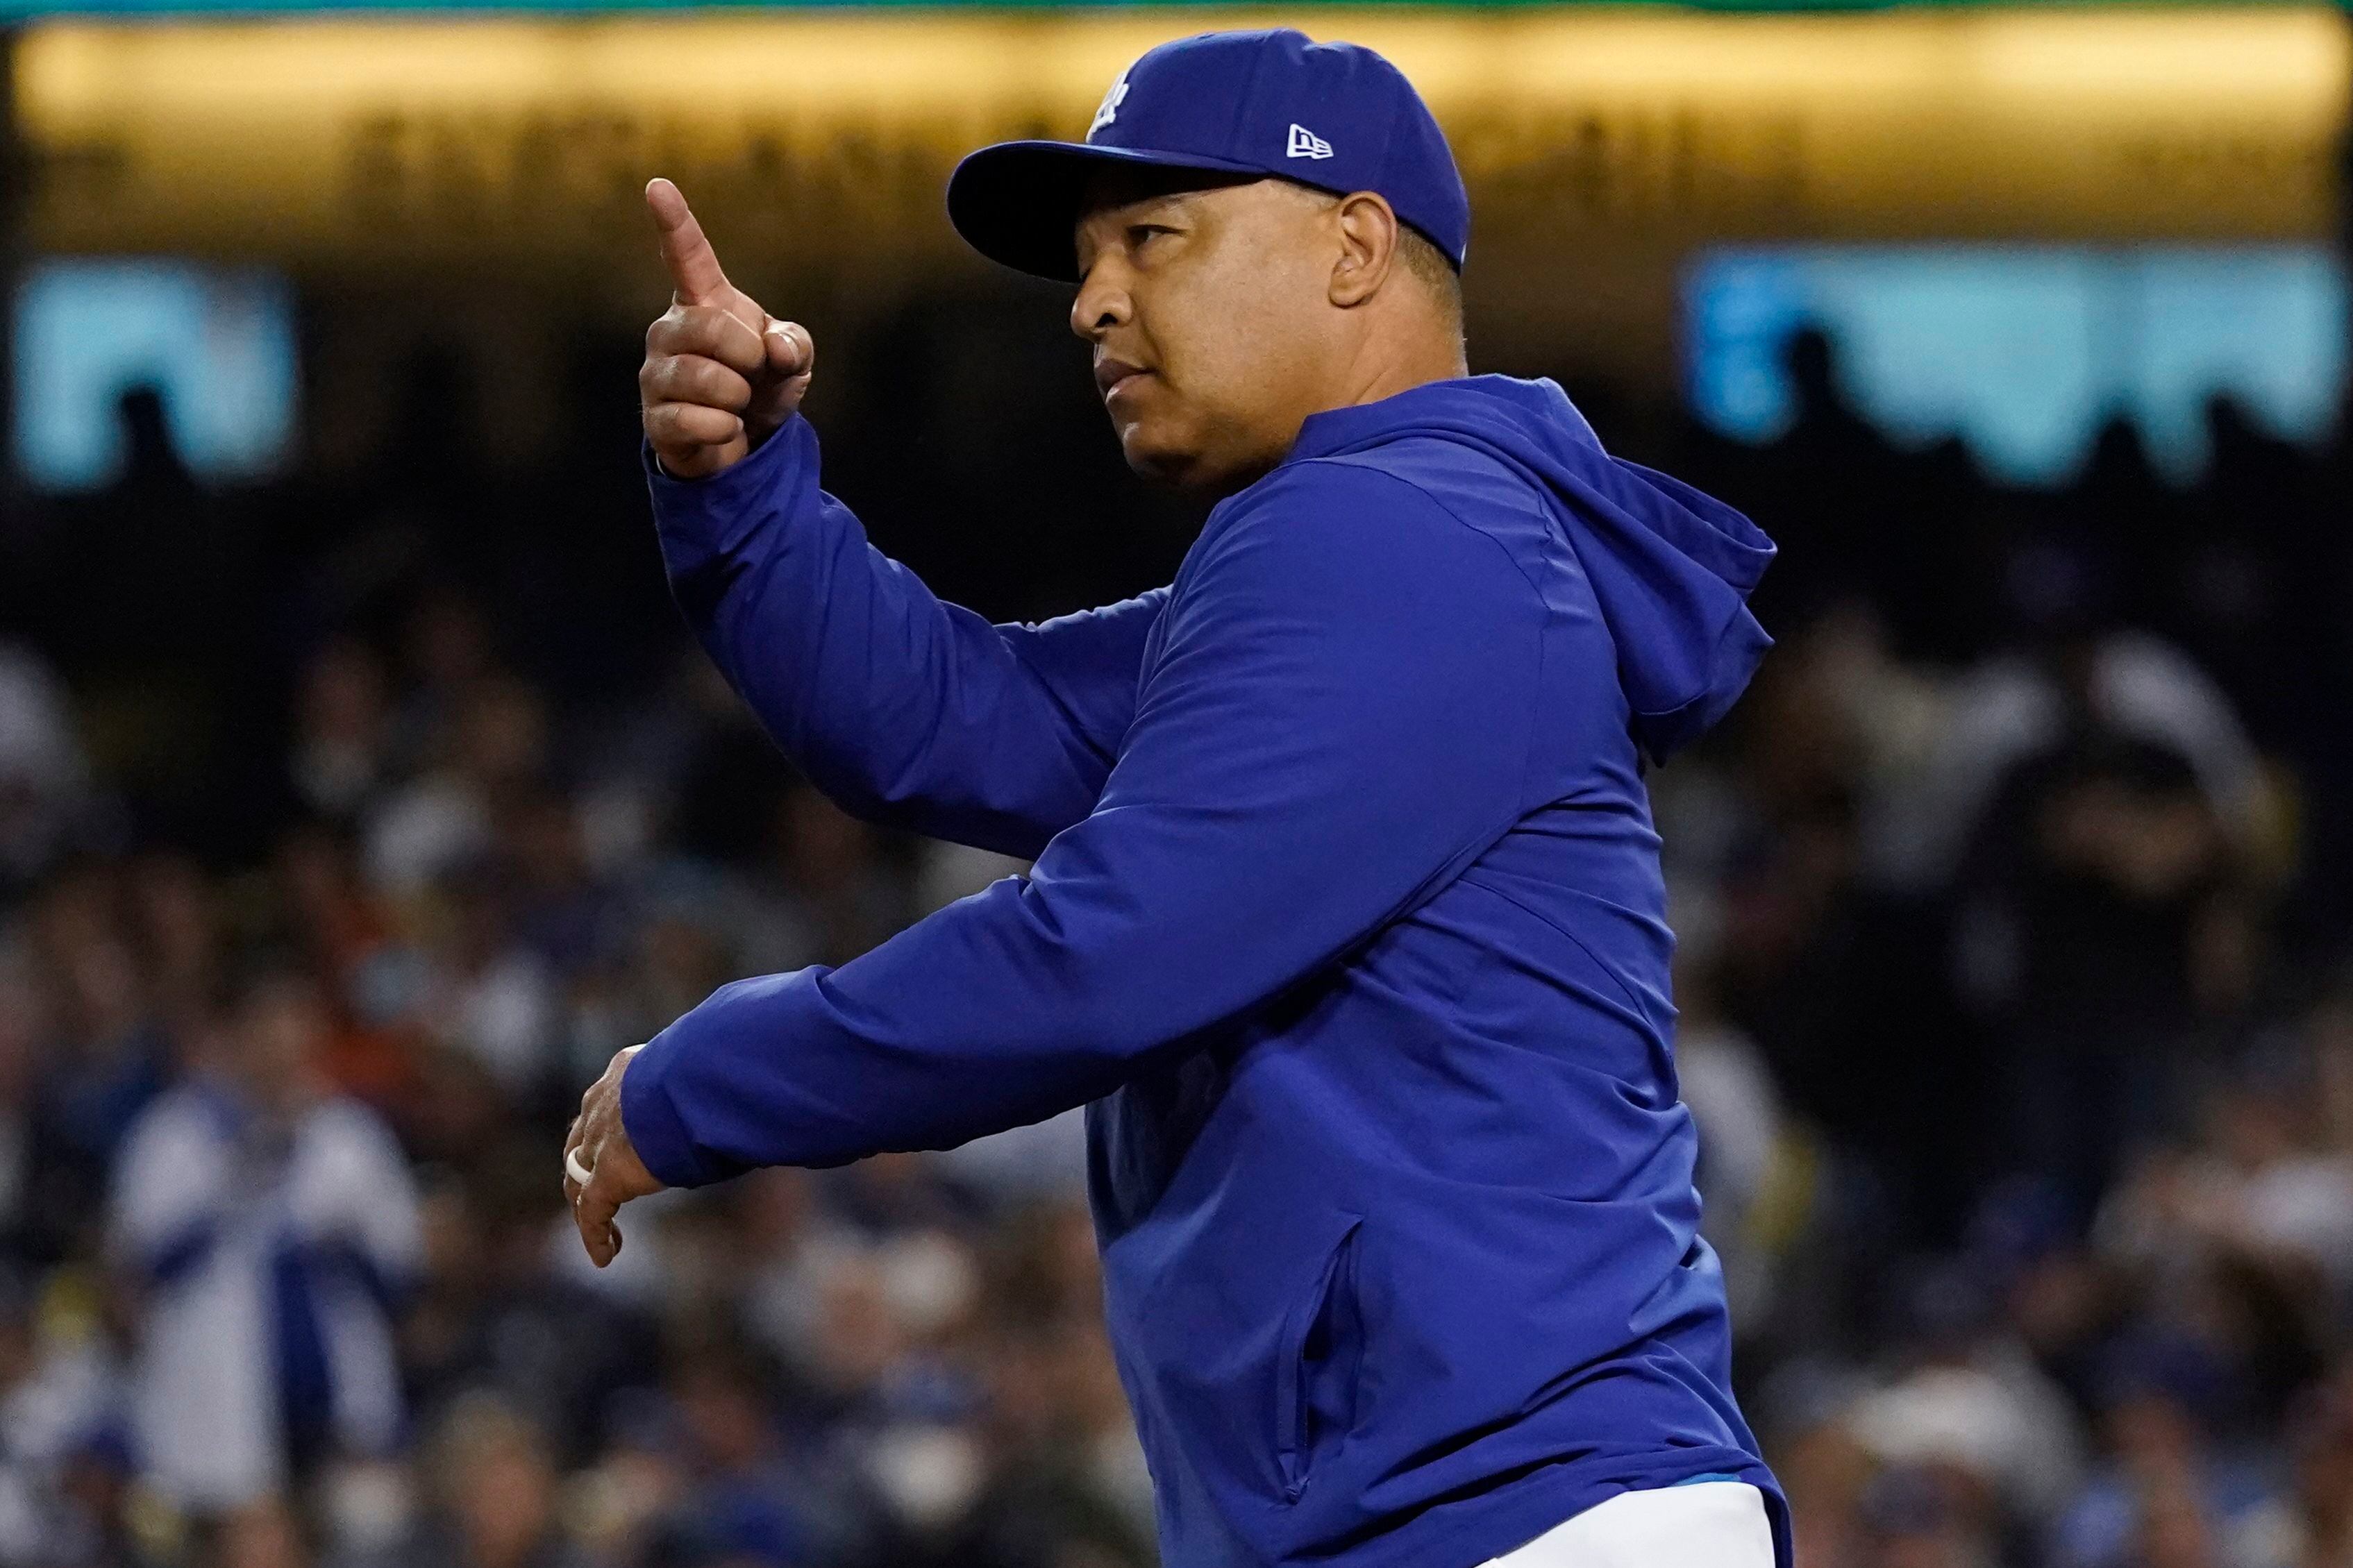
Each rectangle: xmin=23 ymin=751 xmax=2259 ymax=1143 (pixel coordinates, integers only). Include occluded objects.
xmin=108 ymin=1083 xmax=421 ymax=1508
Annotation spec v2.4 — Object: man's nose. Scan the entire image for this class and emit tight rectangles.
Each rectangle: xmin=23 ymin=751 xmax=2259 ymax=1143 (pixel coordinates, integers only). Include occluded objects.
xmin=1071 ymin=260 xmax=1132 ymax=341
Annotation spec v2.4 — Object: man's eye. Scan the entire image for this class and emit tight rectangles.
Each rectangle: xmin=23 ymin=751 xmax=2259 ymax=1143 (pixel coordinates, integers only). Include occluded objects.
xmin=1128 ymin=224 xmax=1176 ymax=249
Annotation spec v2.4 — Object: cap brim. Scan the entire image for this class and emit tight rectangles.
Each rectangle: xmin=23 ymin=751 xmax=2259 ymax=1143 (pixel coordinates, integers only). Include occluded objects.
xmin=946 ymin=140 xmax=1270 ymax=283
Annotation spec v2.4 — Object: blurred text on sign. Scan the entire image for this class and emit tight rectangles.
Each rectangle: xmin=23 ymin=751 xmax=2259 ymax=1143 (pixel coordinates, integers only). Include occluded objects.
xmin=17 ymin=7 xmax=2347 ymax=287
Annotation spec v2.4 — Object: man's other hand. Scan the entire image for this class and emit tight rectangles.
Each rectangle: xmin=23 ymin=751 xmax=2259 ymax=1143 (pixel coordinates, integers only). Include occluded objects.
xmin=639 ymin=178 xmax=816 ymax=479
xmin=562 ymin=1044 xmax=665 ymax=1267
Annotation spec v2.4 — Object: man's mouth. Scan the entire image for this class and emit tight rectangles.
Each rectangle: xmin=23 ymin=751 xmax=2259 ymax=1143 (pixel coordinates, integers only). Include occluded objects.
xmin=1094 ymin=357 xmax=1150 ymax=401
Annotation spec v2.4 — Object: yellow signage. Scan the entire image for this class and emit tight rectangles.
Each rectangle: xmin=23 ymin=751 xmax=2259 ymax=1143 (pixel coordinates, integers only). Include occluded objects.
xmin=17 ymin=8 xmax=2347 ymax=280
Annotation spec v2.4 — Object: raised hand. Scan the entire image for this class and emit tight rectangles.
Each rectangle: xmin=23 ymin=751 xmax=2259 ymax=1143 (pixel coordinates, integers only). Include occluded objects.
xmin=639 ymin=178 xmax=815 ymax=478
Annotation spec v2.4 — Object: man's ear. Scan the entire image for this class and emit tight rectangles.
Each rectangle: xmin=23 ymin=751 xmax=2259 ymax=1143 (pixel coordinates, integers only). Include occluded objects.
xmin=1329 ymin=192 xmax=1400 ymax=309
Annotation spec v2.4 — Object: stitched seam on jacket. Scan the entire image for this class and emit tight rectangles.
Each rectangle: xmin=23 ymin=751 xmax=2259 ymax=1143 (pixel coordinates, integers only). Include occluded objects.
xmin=1293 ymin=453 xmax=1554 ymax=823
xmin=1455 ymin=870 xmax=1652 ymax=1023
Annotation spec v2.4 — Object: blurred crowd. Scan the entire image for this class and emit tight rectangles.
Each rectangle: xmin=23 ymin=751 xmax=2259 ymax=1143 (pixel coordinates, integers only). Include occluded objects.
xmin=0 ymin=308 xmax=2350 ymax=1568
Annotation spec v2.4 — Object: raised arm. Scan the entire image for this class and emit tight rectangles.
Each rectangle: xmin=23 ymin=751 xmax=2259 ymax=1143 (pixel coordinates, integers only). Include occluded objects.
xmin=637 ymin=178 xmax=1155 ymax=857
xmin=650 ymin=421 xmax=1162 ymax=857
xmin=616 ymin=461 xmax=1558 ymax=1185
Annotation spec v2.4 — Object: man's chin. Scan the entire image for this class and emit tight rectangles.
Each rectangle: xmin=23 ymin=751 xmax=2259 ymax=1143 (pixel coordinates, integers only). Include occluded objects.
xmin=1119 ymin=425 xmax=1240 ymax=497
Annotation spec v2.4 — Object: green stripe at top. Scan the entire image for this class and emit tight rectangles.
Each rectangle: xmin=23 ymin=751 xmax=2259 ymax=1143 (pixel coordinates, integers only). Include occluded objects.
xmin=2 ymin=0 xmax=2338 ymax=20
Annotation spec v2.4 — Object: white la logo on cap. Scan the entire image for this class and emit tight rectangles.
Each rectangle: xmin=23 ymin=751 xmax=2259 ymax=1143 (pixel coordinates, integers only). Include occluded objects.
xmin=1286 ymin=124 xmax=1334 ymax=160
xmin=1089 ymin=71 xmax=1131 ymax=139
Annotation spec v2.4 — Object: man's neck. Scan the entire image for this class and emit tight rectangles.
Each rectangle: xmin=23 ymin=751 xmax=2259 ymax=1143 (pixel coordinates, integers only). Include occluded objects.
xmin=1343 ymin=328 xmax=1471 ymax=410
xmin=1189 ymin=332 xmax=1471 ymax=501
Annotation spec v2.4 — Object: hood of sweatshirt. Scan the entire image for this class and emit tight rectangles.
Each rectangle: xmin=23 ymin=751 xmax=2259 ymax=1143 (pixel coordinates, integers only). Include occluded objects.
xmin=1290 ymin=374 xmax=1775 ymax=762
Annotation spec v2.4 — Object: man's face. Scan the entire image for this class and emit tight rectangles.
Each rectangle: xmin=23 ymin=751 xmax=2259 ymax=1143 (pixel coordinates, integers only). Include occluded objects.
xmin=1071 ymin=169 xmax=1343 ymax=496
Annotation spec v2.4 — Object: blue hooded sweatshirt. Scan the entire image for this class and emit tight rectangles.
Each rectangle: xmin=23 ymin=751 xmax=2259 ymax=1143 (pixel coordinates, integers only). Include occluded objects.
xmin=627 ymin=374 xmax=1786 ymax=1568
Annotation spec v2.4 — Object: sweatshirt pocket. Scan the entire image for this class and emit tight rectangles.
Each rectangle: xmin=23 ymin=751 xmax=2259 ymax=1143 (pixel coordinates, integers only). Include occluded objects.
xmin=1275 ymin=1213 xmax=1365 ymax=1502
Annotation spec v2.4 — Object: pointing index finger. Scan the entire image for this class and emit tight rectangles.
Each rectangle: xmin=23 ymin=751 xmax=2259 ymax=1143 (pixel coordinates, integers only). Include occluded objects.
xmin=646 ymin=177 xmax=730 ymax=306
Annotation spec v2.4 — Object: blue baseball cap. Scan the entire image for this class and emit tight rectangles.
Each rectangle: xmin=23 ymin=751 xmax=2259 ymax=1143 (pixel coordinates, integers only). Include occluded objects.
xmin=947 ymin=28 xmax=1470 ymax=285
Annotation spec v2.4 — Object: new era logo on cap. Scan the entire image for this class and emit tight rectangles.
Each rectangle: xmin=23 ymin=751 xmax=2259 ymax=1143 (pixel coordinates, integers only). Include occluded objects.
xmin=1286 ymin=124 xmax=1334 ymax=160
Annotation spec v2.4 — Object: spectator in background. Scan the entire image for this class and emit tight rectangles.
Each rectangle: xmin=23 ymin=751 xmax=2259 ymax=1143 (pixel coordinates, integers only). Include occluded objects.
xmin=269 ymin=824 xmax=395 ymax=999
xmin=383 ymin=592 xmax=501 ymax=784
xmin=290 ymin=642 xmax=396 ymax=827
xmin=2254 ymin=1374 xmax=2353 ymax=1568
xmin=415 ymin=861 xmax=559 ymax=1109
xmin=643 ymin=1337 xmax=866 ymax=1568
xmin=2097 ymin=1068 xmax=2353 ymax=1326
xmin=504 ymin=791 xmax=628 ymax=986
xmin=758 ymin=788 xmax=908 ymax=971
xmin=1843 ymin=1262 xmax=2087 ymax=1545
xmin=0 ymin=645 xmax=95 ymax=896
xmin=0 ymin=953 xmax=51 ymax=1263
xmin=2048 ymin=1335 xmax=2282 ymax=1568
xmin=1963 ymin=736 xmax=2250 ymax=1219
xmin=1857 ymin=1464 xmax=2004 ymax=1568
xmin=398 ymin=1147 xmax=660 ymax=1477
xmin=33 ymin=868 xmax=174 ymax=1255
xmin=109 ymin=963 xmax=421 ymax=1516
xmin=366 ymin=675 xmax=549 ymax=898
xmin=0 ymin=1263 xmax=123 ymax=1567
xmin=336 ymin=1392 xmax=587 ymax=1568
xmin=1694 ymin=608 xmax=1988 ymax=1244
xmin=124 ymin=854 xmax=223 ymax=1043
xmin=1898 ymin=548 xmax=2266 ymax=895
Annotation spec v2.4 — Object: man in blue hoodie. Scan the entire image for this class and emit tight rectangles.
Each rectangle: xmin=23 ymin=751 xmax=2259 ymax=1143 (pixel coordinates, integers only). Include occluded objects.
xmin=564 ymin=28 xmax=1786 ymax=1568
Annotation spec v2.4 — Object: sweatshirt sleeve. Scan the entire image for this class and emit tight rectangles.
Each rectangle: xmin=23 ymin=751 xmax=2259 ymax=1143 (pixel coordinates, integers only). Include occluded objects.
xmin=621 ymin=460 xmax=1542 ymax=1186
xmin=650 ymin=416 xmax=1164 ymax=859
